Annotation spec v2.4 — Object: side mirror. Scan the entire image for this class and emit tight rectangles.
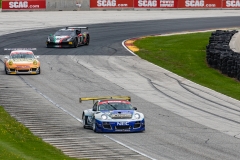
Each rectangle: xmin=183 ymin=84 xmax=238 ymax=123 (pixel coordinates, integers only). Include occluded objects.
xmin=133 ymin=107 xmax=137 ymax=110
xmin=49 ymin=34 xmax=52 ymax=36
xmin=35 ymin=56 xmax=39 ymax=59
xmin=92 ymin=108 xmax=97 ymax=111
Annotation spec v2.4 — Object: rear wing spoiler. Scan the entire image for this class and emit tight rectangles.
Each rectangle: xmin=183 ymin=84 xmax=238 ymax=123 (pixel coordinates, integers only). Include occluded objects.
xmin=4 ymin=48 xmax=37 ymax=51
xmin=66 ymin=27 xmax=88 ymax=30
xmin=80 ymin=96 xmax=131 ymax=103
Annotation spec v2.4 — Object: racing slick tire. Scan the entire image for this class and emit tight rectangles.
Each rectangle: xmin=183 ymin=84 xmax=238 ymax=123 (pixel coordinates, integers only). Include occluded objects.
xmin=82 ymin=114 xmax=87 ymax=129
xmin=85 ymin=35 xmax=90 ymax=46
xmin=38 ymin=67 xmax=41 ymax=75
xmin=4 ymin=66 xmax=8 ymax=75
xmin=73 ymin=39 xmax=78 ymax=48
xmin=92 ymin=118 xmax=97 ymax=132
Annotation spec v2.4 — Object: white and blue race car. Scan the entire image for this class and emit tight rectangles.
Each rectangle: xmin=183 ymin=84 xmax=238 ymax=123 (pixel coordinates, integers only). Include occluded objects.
xmin=80 ymin=96 xmax=145 ymax=133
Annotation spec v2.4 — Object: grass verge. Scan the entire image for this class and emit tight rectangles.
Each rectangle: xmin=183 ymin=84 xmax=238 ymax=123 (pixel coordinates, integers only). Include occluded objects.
xmin=134 ymin=32 xmax=240 ymax=101
xmin=0 ymin=106 xmax=82 ymax=160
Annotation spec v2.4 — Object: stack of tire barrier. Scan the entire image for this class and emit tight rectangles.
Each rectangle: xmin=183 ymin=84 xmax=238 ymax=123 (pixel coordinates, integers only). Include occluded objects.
xmin=206 ymin=30 xmax=240 ymax=79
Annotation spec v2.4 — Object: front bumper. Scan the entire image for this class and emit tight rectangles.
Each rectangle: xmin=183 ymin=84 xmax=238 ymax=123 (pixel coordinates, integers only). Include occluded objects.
xmin=6 ymin=67 xmax=40 ymax=74
xmin=95 ymin=119 xmax=145 ymax=133
xmin=46 ymin=41 xmax=74 ymax=48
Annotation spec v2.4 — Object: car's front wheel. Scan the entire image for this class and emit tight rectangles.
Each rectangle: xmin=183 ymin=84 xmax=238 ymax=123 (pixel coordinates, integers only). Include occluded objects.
xmin=82 ymin=114 xmax=87 ymax=129
xmin=74 ymin=39 xmax=78 ymax=48
xmin=4 ymin=66 xmax=8 ymax=75
xmin=38 ymin=67 xmax=41 ymax=74
xmin=92 ymin=119 xmax=97 ymax=132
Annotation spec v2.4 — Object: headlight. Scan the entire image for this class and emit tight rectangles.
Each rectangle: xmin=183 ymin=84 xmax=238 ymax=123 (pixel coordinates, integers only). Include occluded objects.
xmin=101 ymin=114 xmax=108 ymax=120
xmin=134 ymin=113 xmax=140 ymax=119
xmin=67 ymin=37 xmax=73 ymax=41
xmin=33 ymin=60 xmax=37 ymax=65
xmin=8 ymin=60 xmax=13 ymax=65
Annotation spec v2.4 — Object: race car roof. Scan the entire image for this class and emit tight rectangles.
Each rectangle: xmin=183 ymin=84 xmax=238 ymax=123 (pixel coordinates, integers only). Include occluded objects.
xmin=59 ymin=27 xmax=88 ymax=31
xmin=99 ymin=100 xmax=131 ymax=105
xmin=10 ymin=50 xmax=33 ymax=54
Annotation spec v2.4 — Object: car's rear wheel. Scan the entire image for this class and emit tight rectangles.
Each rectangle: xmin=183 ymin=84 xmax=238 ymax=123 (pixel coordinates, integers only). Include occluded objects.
xmin=85 ymin=35 xmax=90 ymax=45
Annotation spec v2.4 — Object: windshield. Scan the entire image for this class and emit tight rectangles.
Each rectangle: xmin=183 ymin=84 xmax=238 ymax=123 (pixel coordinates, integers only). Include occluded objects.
xmin=10 ymin=53 xmax=34 ymax=59
xmin=98 ymin=103 xmax=134 ymax=111
xmin=54 ymin=30 xmax=75 ymax=36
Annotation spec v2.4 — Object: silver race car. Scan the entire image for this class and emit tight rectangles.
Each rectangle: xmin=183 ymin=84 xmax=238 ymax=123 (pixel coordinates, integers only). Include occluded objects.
xmin=80 ymin=96 xmax=145 ymax=133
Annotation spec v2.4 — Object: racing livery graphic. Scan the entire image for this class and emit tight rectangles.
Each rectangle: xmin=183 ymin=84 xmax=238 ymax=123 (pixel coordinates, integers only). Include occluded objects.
xmin=80 ymin=96 xmax=145 ymax=133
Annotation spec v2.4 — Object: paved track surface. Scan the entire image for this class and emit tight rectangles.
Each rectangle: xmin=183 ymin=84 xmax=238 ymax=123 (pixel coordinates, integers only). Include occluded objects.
xmin=1 ymin=14 xmax=240 ymax=159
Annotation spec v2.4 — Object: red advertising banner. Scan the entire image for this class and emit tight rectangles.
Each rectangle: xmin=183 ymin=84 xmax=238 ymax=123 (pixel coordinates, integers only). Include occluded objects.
xmin=177 ymin=0 xmax=222 ymax=8
xmin=222 ymin=0 xmax=240 ymax=8
xmin=134 ymin=0 xmax=177 ymax=8
xmin=90 ymin=0 xmax=134 ymax=8
xmin=2 ymin=0 xmax=46 ymax=10
xmin=90 ymin=0 xmax=240 ymax=8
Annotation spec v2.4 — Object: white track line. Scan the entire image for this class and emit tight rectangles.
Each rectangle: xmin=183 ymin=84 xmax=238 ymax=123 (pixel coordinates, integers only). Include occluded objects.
xmin=20 ymin=76 xmax=83 ymax=123
xmin=104 ymin=135 xmax=157 ymax=160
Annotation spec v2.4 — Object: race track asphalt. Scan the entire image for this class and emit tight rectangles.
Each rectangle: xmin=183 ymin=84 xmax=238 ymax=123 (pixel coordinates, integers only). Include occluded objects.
xmin=1 ymin=16 xmax=240 ymax=160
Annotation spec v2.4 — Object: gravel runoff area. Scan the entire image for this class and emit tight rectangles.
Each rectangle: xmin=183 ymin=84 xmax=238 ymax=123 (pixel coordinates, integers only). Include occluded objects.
xmin=1 ymin=10 xmax=240 ymax=36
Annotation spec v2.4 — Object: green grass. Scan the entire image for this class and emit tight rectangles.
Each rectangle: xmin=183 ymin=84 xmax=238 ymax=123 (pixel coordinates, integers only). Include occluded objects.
xmin=134 ymin=32 xmax=240 ymax=100
xmin=0 ymin=0 xmax=2 ymax=8
xmin=0 ymin=106 xmax=82 ymax=160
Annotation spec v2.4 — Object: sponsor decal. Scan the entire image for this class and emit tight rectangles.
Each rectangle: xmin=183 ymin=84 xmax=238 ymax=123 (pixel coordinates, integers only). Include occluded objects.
xmin=205 ymin=3 xmax=216 ymax=7
xmin=225 ymin=0 xmax=240 ymax=7
xmin=97 ymin=0 xmax=116 ymax=7
xmin=117 ymin=122 xmax=129 ymax=125
xmin=90 ymin=0 xmax=133 ymax=8
xmin=185 ymin=0 xmax=204 ymax=7
xmin=9 ymin=1 xmax=28 ymax=8
xmin=160 ymin=0 xmax=174 ymax=7
xmin=138 ymin=0 xmax=157 ymax=7
xmin=2 ymin=0 xmax=46 ymax=10
xmin=178 ymin=0 xmax=220 ymax=8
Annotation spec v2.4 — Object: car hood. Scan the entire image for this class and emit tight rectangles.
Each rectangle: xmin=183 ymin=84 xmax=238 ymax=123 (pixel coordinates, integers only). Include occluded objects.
xmin=50 ymin=35 xmax=70 ymax=42
xmin=102 ymin=110 xmax=134 ymax=118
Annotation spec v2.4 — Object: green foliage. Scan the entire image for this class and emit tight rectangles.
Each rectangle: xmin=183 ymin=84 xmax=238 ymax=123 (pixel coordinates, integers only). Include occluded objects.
xmin=0 ymin=106 xmax=82 ymax=160
xmin=134 ymin=32 xmax=240 ymax=100
xmin=0 ymin=0 xmax=2 ymax=8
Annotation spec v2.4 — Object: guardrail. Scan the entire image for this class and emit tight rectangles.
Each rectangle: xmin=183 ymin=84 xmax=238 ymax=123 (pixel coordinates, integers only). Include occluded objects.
xmin=206 ymin=30 xmax=240 ymax=80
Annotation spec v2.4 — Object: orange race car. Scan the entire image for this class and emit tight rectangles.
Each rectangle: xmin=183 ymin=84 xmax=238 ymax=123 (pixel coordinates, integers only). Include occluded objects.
xmin=4 ymin=48 xmax=40 ymax=75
